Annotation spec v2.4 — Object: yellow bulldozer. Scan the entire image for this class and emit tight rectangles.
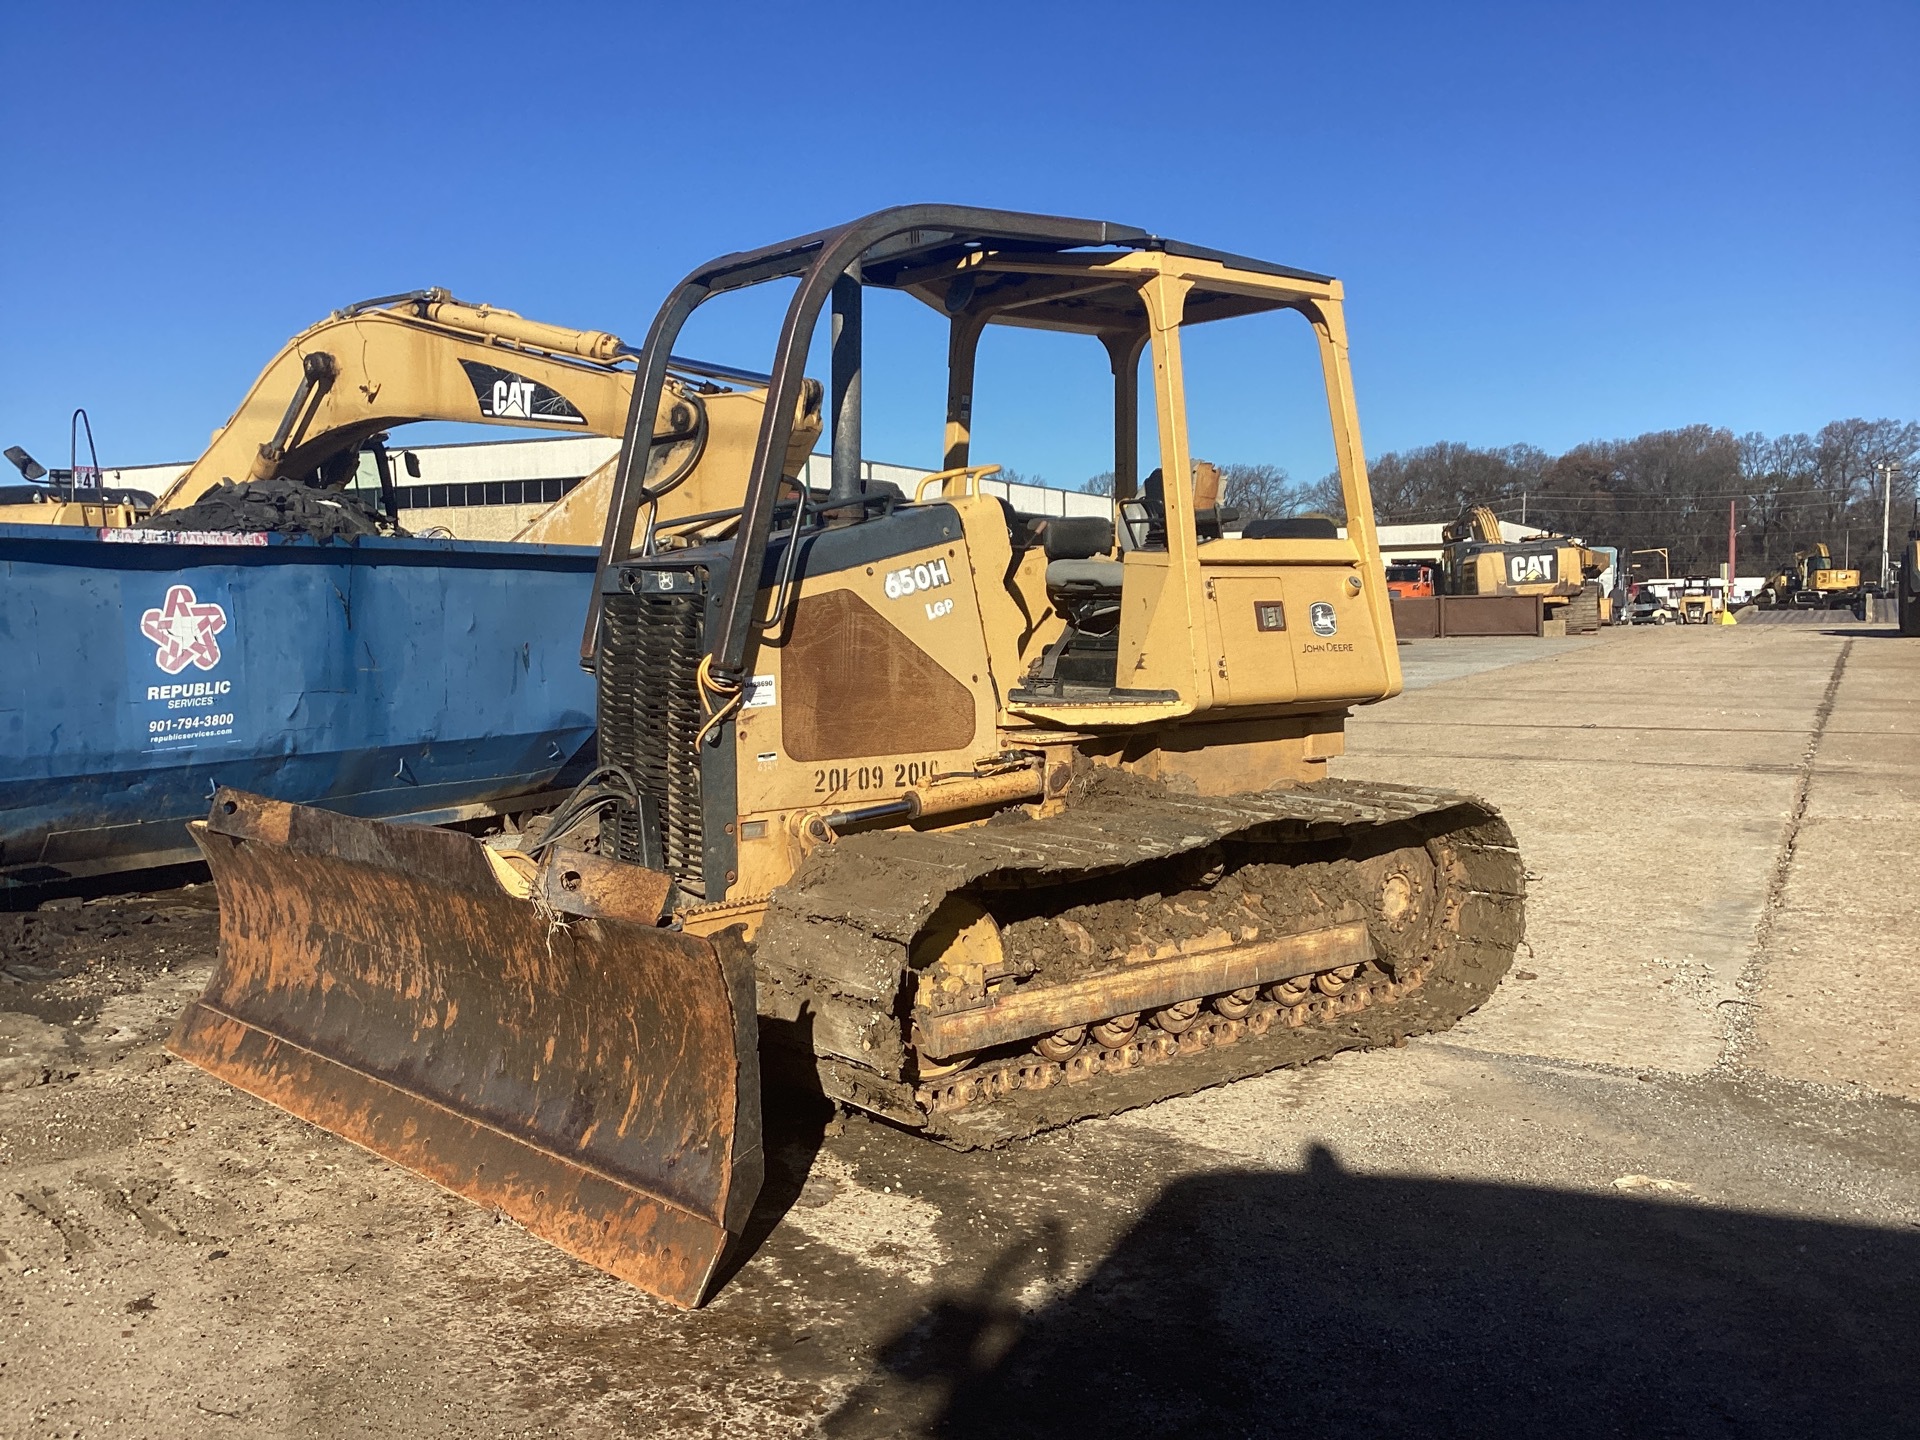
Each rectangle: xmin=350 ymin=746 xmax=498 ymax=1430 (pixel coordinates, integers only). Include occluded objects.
xmin=1440 ymin=504 xmax=1607 ymax=631
xmin=167 ymin=207 xmax=1526 ymax=1309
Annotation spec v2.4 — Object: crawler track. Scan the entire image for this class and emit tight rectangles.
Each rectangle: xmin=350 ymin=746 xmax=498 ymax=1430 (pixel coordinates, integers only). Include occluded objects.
xmin=753 ymin=778 xmax=1526 ymax=1146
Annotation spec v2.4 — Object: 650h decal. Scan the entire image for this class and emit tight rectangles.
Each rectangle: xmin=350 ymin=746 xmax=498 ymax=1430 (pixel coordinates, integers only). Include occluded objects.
xmin=883 ymin=558 xmax=950 ymax=600
xmin=884 ymin=557 xmax=955 ymax=618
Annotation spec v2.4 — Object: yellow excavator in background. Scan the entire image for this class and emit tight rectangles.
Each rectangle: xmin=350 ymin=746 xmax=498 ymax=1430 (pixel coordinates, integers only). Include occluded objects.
xmin=1756 ymin=543 xmax=1863 ymax=610
xmin=4 ymin=412 xmax=150 ymax=527
xmin=1440 ymin=504 xmax=1607 ymax=631
xmin=168 ymin=207 xmax=1526 ymax=1311
xmin=137 ymin=288 xmax=820 ymax=544
xmin=0 ymin=468 xmax=148 ymax=528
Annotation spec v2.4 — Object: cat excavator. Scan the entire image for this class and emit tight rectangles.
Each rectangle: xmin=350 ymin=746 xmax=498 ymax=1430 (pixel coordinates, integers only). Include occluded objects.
xmin=168 ymin=207 xmax=1526 ymax=1310
xmin=137 ymin=288 xmax=821 ymax=541
xmin=1755 ymin=544 xmax=1863 ymax=610
xmin=1441 ymin=504 xmax=1607 ymax=631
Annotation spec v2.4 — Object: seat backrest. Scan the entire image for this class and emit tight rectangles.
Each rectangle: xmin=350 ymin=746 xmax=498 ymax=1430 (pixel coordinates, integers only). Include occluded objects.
xmin=1192 ymin=461 xmax=1222 ymax=513
xmin=1242 ymin=516 xmax=1340 ymax=540
xmin=1025 ymin=514 xmax=1114 ymax=560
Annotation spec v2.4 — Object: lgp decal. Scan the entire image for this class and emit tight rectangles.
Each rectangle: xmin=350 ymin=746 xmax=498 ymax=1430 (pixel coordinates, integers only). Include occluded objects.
xmin=460 ymin=359 xmax=588 ymax=425
xmin=141 ymin=584 xmax=227 ymax=673
xmin=1309 ymin=602 xmax=1338 ymax=637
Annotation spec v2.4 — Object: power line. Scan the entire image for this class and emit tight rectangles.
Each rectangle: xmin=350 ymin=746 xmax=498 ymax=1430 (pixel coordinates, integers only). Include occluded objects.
xmin=1376 ymin=493 xmax=1895 ymax=524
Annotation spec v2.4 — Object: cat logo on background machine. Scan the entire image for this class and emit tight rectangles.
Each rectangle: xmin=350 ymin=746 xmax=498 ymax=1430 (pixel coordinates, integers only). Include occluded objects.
xmin=1505 ymin=550 xmax=1558 ymax=584
xmin=1441 ymin=504 xmax=1604 ymax=631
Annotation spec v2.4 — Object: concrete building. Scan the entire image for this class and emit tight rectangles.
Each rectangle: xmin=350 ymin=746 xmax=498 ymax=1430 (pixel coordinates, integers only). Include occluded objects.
xmin=1372 ymin=519 xmax=1541 ymax=564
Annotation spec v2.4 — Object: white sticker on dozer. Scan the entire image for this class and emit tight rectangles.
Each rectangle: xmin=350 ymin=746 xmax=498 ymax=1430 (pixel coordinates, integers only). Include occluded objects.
xmin=884 ymin=557 xmax=950 ymax=600
xmin=744 ymin=674 xmax=777 ymax=709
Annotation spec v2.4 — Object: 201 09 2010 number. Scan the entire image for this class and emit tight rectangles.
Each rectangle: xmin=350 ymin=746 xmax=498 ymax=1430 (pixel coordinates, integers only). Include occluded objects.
xmin=814 ymin=758 xmax=936 ymax=794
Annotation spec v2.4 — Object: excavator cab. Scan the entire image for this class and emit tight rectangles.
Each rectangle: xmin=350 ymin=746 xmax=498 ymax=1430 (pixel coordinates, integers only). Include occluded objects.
xmin=172 ymin=208 xmax=1520 ymax=1309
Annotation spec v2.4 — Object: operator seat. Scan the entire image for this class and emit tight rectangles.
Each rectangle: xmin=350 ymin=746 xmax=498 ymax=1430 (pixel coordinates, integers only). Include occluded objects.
xmin=1024 ymin=513 xmax=1123 ymax=691
xmin=1033 ymin=515 xmax=1122 ymax=628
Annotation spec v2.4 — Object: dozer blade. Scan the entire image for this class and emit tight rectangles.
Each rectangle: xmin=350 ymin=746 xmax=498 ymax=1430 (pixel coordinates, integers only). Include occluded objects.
xmin=168 ymin=789 xmax=762 ymax=1309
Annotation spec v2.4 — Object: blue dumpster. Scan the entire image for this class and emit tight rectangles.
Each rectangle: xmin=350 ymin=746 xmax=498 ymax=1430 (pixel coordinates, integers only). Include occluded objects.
xmin=1 ymin=523 xmax=598 ymax=889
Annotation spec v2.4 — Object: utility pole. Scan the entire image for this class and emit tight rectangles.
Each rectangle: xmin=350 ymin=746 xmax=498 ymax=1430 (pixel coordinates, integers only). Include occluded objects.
xmin=1726 ymin=499 xmax=1737 ymax=619
xmin=1879 ymin=461 xmax=1902 ymax=591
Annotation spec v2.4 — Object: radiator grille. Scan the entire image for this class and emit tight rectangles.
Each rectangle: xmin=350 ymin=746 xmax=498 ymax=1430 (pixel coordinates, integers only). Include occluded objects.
xmin=597 ymin=584 xmax=707 ymax=897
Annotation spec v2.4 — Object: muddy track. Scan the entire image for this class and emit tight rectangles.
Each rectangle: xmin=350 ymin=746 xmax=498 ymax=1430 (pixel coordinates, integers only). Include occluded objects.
xmin=754 ymin=778 xmax=1527 ymax=1146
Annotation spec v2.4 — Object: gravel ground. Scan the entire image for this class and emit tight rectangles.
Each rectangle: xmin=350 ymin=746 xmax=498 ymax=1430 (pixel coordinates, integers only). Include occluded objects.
xmin=3 ymin=621 xmax=1917 ymax=1439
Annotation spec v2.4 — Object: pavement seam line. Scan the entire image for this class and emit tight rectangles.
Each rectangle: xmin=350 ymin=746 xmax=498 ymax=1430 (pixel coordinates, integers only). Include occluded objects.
xmin=1716 ymin=637 xmax=1853 ymax=1073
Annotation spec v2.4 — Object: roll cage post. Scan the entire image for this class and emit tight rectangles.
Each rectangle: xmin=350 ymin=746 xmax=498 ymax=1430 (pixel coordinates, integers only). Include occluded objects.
xmin=582 ymin=205 xmax=1146 ymax=673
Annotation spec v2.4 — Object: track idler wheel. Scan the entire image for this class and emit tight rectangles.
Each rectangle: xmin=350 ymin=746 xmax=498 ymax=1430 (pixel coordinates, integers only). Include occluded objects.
xmin=1088 ymin=1013 xmax=1140 ymax=1047
xmin=1150 ymin=999 xmax=1203 ymax=1034
xmin=1266 ymin=976 xmax=1313 ymax=1006
xmin=917 ymin=1052 xmax=978 ymax=1081
xmin=1315 ymin=965 xmax=1362 ymax=996
xmin=1213 ymin=987 xmax=1259 ymax=1019
xmin=1035 ymin=1026 xmax=1087 ymax=1060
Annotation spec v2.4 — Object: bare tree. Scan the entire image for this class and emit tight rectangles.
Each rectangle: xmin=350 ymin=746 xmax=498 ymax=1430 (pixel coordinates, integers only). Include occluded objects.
xmin=1218 ymin=463 xmax=1296 ymax=520
xmin=1361 ymin=442 xmax=1548 ymax=526
xmin=1051 ymin=415 xmax=1916 ymax=578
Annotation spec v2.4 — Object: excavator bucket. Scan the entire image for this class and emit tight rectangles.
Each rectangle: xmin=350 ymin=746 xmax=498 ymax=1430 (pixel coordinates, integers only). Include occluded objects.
xmin=168 ymin=790 xmax=763 ymax=1309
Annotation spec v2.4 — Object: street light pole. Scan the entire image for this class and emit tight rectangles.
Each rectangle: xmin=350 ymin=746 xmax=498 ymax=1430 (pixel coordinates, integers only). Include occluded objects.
xmin=1880 ymin=461 xmax=1901 ymax=592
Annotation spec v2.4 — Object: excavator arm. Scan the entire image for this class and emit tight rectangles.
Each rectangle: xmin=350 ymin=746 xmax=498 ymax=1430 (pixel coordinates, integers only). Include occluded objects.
xmin=152 ymin=290 xmax=645 ymax=512
xmin=148 ymin=289 xmax=823 ymax=545
xmin=1441 ymin=504 xmax=1505 ymax=546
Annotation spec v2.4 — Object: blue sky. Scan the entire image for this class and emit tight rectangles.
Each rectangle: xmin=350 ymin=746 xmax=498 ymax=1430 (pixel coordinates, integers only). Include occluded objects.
xmin=3 ymin=1 xmax=1913 ymax=491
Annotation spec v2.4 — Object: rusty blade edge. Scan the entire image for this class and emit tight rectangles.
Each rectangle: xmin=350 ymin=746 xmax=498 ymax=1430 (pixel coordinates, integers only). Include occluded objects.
xmin=183 ymin=995 xmax=732 ymax=1223
xmin=168 ymin=1003 xmax=732 ymax=1310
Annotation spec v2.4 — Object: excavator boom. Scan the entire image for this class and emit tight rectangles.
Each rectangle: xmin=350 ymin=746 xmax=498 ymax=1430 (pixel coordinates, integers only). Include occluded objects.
xmin=151 ymin=289 xmax=640 ymax=513
xmin=145 ymin=288 xmax=821 ymax=546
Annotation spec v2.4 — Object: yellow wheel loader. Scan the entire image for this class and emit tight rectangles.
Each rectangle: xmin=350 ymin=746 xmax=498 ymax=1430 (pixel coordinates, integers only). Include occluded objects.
xmin=139 ymin=288 xmax=820 ymax=544
xmin=169 ymin=208 xmax=1526 ymax=1309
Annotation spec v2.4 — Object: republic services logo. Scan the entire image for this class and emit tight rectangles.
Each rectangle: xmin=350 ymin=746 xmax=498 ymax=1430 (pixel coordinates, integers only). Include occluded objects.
xmin=141 ymin=584 xmax=228 ymax=674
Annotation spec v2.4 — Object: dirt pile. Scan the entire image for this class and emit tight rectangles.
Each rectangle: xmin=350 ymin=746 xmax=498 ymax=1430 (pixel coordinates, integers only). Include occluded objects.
xmin=139 ymin=477 xmax=400 ymax=539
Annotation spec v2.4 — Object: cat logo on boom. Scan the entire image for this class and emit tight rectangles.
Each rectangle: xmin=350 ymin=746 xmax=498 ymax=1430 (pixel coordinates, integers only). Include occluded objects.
xmin=458 ymin=359 xmax=587 ymax=425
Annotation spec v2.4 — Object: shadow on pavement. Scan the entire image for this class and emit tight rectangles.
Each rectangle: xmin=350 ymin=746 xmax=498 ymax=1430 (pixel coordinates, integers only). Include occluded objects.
xmin=824 ymin=1144 xmax=1920 ymax=1439
xmin=707 ymin=1012 xmax=835 ymax=1296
